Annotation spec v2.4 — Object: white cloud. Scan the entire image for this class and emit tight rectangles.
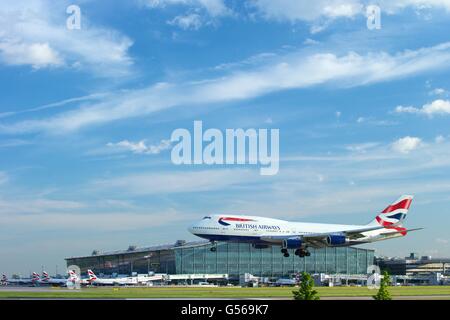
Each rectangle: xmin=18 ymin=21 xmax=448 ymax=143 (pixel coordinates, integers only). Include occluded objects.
xmin=429 ymin=88 xmax=447 ymax=96
xmin=303 ymin=38 xmax=320 ymax=45
xmin=4 ymin=42 xmax=450 ymax=134
xmin=251 ymin=0 xmax=363 ymax=22
xmin=168 ymin=13 xmax=203 ymax=29
xmin=0 ymin=41 xmax=62 ymax=69
xmin=146 ymin=0 xmax=231 ymax=29
xmin=391 ymin=136 xmax=423 ymax=154
xmin=379 ymin=0 xmax=450 ymax=13
xmin=147 ymin=0 xmax=230 ymax=17
xmin=422 ymin=99 xmax=450 ymax=115
xmin=395 ymin=99 xmax=450 ymax=116
xmin=107 ymin=139 xmax=172 ymax=154
xmin=0 ymin=0 xmax=133 ymax=76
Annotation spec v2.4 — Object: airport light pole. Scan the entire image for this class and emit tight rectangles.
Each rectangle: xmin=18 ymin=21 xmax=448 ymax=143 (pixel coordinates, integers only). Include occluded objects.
xmin=143 ymin=255 xmax=152 ymax=274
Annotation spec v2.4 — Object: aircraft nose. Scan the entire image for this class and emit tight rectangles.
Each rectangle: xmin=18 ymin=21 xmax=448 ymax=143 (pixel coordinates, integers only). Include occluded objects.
xmin=188 ymin=222 xmax=197 ymax=234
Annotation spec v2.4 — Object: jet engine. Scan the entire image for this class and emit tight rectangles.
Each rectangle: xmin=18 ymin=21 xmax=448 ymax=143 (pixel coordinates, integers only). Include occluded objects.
xmin=326 ymin=235 xmax=349 ymax=245
xmin=282 ymin=237 xmax=303 ymax=249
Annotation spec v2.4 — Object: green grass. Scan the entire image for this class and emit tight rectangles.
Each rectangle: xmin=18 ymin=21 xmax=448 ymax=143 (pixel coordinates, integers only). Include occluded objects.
xmin=1 ymin=285 xmax=450 ymax=299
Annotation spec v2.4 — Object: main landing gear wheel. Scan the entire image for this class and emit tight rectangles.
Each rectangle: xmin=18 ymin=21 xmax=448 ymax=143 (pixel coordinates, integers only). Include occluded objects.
xmin=294 ymin=248 xmax=310 ymax=258
xmin=210 ymin=241 xmax=217 ymax=252
xmin=281 ymin=248 xmax=289 ymax=257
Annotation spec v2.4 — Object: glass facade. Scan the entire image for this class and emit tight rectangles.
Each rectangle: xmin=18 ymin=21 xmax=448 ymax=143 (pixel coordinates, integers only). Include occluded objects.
xmin=175 ymin=242 xmax=374 ymax=278
xmin=66 ymin=241 xmax=374 ymax=279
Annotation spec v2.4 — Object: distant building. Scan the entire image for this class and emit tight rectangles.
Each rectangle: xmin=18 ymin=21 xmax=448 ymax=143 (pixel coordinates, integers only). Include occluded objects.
xmin=376 ymin=253 xmax=450 ymax=276
xmin=66 ymin=241 xmax=374 ymax=281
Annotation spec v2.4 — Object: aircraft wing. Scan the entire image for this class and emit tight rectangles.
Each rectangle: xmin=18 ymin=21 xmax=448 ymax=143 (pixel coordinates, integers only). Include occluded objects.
xmin=376 ymin=227 xmax=424 ymax=237
xmin=261 ymin=226 xmax=423 ymax=248
xmin=260 ymin=225 xmax=385 ymax=247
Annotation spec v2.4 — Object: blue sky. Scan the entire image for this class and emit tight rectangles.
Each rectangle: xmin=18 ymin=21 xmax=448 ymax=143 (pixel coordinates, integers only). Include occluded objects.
xmin=2 ymin=0 xmax=450 ymax=275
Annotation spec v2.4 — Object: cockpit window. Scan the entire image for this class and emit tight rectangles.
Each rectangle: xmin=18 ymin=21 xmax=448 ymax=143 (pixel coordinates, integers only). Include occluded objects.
xmin=202 ymin=216 xmax=211 ymax=220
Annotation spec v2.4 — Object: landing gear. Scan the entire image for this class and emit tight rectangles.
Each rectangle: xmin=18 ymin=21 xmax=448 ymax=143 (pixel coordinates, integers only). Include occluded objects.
xmin=281 ymin=248 xmax=290 ymax=257
xmin=294 ymin=248 xmax=311 ymax=258
xmin=210 ymin=241 xmax=217 ymax=252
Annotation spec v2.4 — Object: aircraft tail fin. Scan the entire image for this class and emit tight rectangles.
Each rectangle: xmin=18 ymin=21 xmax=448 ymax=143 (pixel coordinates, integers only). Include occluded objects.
xmin=42 ymin=271 xmax=50 ymax=281
xmin=68 ymin=270 xmax=79 ymax=281
xmin=87 ymin=269 xmax=97 ymax=281
xmin=369 ymin=195 xmax=414 ymax=227
xmin=32 ymin=272 xmax=40 ymax=282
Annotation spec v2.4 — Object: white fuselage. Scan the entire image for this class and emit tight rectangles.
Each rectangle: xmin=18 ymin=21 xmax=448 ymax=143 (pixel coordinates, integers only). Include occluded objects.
xmin=189 ymin=214 xmax=399 ymax=247
xmin=91 ymin=277 xmax=138 ymax=285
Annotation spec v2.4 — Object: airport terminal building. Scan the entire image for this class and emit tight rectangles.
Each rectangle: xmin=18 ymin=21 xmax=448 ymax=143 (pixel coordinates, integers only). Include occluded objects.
xmin=66 ymin=241 xmax=374 ymax=281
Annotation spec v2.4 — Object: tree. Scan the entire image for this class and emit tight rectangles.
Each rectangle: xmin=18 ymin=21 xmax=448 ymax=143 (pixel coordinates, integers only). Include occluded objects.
xmin=292 ymin=272 xmax=320 ymax=300
xmin=373 ymin=270 xmax=392 ymax=300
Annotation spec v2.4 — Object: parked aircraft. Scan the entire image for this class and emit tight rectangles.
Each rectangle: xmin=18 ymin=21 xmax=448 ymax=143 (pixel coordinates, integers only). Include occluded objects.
xmin=87 ymin=270 xmax=137 ymax=286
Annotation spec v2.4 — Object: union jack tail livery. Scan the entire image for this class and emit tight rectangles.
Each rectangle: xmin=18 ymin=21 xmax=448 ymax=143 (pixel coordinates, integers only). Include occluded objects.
xmin=87 ymin=269 xmax=97 ymax=281
xmin=370 ymin=195 xmax=413 ymax=227
xmin=42 ymin=271 xmax=50 ymax=282
xmin=31 ymin=272 xmax=40 ymax=282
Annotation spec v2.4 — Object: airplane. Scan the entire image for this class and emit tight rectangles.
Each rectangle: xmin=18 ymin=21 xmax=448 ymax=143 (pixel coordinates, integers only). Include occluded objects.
xmin=1 ymin=272 xmax=41 ymax=286
xmin=87 ymin=269 xmax=137 ymax=286
xmin=189 ymin=195 xmax=422 ymax=257
xmin=40 ymin=271 xmax=68 ymax=286
xmin=273 ymin=278 xmax=297 ymax=286
xmin=1 ymin=274 xmax=7 ymax=286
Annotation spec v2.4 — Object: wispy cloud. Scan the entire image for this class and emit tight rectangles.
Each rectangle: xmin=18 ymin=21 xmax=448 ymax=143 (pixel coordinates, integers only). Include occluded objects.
xmin=145 ymin=0 xmax=232 ymax=29
xmin=3 ymin=42 xmax=450 ymax=134
xmin=0 ymin=209 xmax=192 ymax=231
xmin=250 ymin=0 xmax=363 ymax=22
xmin=91 ymin=169 xmax=261 ymax=195
xmin=168 ymin=13 xmax=203 ymax=30
xmin=106 ymin=139 xmax=172 ymax=155
xmin=0 ymin=93 xmax=109 ymax=119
